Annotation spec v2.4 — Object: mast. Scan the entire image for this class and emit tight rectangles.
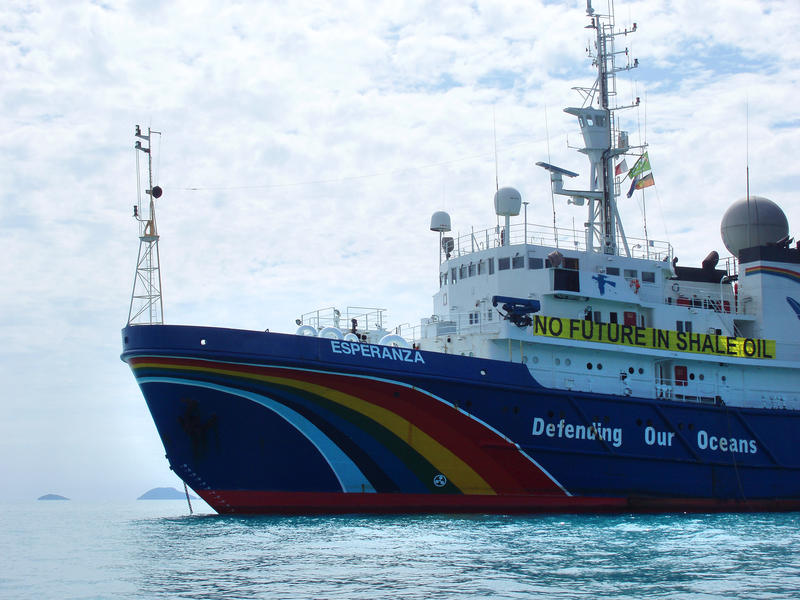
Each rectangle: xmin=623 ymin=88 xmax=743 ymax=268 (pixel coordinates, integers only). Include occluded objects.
xmin=537 ymin=0 xmax=640 ymax=256
xmin=127 ymin=125 xmax=164 ymax=326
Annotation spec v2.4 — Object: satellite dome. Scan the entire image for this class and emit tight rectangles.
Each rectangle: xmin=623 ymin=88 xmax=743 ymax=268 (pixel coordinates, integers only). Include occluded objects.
xmin=720 ymin=196 xmax=789 ymax=257
xmin=430 ymin=211 xmax=451 ymax=232
xmin=494 ymin=187 xmax=522 ymax=217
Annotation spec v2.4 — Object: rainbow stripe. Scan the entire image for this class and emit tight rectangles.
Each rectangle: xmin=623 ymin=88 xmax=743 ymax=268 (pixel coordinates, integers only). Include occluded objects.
xmin=745 ymin=265 xmax=800 ymax=284
xmin=129 ymin=356 xmax=567 ymax=498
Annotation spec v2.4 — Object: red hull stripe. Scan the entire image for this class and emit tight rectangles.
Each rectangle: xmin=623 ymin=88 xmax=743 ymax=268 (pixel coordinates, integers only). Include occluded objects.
xmin=198 ymin=489 xmax=800 ymax=515
xmin=130 ymin=356 xmax=566 ymax=496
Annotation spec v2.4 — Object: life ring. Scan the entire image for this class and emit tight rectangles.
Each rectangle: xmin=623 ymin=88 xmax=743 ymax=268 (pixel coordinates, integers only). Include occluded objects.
xmin=671 ymin=282 xmax=680 ymax=292
xmin=630 ymin=278 xmax=640 ymax=293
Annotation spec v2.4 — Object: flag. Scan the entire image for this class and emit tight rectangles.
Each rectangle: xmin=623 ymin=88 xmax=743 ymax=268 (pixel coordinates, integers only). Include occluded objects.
xmin=627 ymin=175 xmax=639 ymax=198
xmin=628 ymin=152 xmax=651 ymax=179
xmin=635 ymin=173 xmax=655 ymax=190
xmin=615 ymin=158 xmax=628 ymax=176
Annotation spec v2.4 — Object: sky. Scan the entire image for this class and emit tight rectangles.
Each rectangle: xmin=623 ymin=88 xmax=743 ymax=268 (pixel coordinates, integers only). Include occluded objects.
xmin=2 ymin=0 xmax=799 ymax=502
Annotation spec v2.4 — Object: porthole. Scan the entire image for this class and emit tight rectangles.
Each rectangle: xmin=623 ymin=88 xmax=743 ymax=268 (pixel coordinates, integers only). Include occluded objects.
xmin=628 ymin=367 xmax=635 ymax=374
xmin=565 ymin=358 xmax=572 ymax=366
xmin=555 ymin=358 xmax=561 ymax=366
xmin=586 ymin=362 xmax=593 ymax=370
xmin=480 ymin=369 xmax=486 ymax=376
xmin=699 ymin=374 xmax=705 ymax=381
xmin=638 ymin=368 xmax=644 ymax=375
xmin=721 ymin=375 xmax=727 ymax=382
xmin=597 ymin=363 xmax=603 ymax=370
xmin=200 ymin=339 xmax=207 ymax=346
xmin=689 ymin=373 xmax=695 ymax=380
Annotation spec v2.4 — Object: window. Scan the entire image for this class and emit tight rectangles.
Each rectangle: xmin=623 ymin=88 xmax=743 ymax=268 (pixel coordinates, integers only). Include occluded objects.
xmin=564 ymin=257 xmax=580 ymax=270
xmin=610 ymin=312 xmax=618 ymax=324
xmin=469 ymin=311 xmax=479 ymax=325
xmin=498 ymin=257 xmax=511 ymax=271
xmin=528 ymin=257 xmax=544 ymax=270
xmin=624 ymin=311 xmax=637 ymax=326
xmin=451 ymin=267 xmax=457 ymax=283
xmin=642 ymin=271 xmax=655 ymax=283
xmin=468 ymin=263 xmax=476 ymax=277
xmin=512 ymin=256 xmax=524 ymax=269
xmin=477 ymin=260 xmax=485 ymax=275
xmin=460 ymin=265 xmax=467 ymax=279
xmin=624 ymin=269 xmax=638 ymax=279
xmin=593 ymin=311 xmax=602 ymax=323
xmin=488 ymin=258 xmax=495 ymax=274
xmin=606 ymin=267 xmax=620 ymax=276
xmin=486 ymin=307 xmax=493 ymax=321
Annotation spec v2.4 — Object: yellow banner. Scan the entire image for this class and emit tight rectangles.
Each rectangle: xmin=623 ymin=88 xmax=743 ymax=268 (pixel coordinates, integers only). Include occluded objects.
xmin=531 ymin=315 xmax=775 ymax=360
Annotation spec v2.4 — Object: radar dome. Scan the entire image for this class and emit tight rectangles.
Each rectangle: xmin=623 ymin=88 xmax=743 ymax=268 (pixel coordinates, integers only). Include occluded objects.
xmin=494 ymin=187 xmax=522 ymax=217
xmin=430 ymin=211 xmax=451 ymax=232
xmin=720 ymin=196 xmax=789 ymax=257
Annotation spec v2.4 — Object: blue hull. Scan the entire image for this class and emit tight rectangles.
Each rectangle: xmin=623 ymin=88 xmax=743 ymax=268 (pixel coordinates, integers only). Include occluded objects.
xmin=121 ymin=324 xmax=800 ymax=513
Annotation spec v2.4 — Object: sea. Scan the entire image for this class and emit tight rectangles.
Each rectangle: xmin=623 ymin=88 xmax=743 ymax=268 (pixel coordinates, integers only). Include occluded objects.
xmin=2 ymin=501 xmax=799 ymax=599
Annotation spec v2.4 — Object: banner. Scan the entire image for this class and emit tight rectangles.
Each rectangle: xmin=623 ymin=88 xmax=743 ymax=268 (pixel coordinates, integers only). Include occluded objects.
xmin=531 ymin=315 xmax=775 ymax=359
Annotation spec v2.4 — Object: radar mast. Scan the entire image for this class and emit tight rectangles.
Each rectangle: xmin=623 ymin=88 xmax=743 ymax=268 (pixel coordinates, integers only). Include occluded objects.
xmin=538 ymin=0 xmax=640 ymax=256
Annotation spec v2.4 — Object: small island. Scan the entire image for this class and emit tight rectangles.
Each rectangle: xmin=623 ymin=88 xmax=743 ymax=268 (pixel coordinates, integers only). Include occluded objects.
xmin=38 ymin=493 xmax=69 ymax=501
xmin=138 ymin=487 xmax=197 ymax=500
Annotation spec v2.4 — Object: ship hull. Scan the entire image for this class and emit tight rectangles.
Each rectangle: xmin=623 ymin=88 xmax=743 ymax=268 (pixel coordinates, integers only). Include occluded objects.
xmin=122 ymin=324 xmax=800 ymax=514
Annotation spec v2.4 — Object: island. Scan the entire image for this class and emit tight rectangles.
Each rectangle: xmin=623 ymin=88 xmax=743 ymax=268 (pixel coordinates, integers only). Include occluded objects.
xmin=38 ymin=494 xmax=69 ymax=500
xmin=138 ymin=487 xmax=197 ymax=500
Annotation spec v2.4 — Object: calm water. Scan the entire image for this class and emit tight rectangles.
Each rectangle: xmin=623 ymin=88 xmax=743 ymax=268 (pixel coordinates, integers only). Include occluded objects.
xmin=2 ymin=501 xmax=799 ymax=599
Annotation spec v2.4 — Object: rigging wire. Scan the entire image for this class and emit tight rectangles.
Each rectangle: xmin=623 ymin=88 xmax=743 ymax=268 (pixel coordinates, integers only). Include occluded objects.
xmin=175 ymin=136 xmax=552 ymax=193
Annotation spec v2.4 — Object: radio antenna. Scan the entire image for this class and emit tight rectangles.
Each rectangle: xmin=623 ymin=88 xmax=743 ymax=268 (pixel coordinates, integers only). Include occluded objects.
xmin=128 ymin=125 xmax=165 ymax=325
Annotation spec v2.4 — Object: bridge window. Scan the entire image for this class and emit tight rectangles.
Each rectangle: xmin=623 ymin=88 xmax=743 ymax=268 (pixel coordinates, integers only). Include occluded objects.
xmin=606 ymin=267 xmax=620 ymax=276
xmin=498 ymin=257 xmax=511 ymax=271
xmin=451 ymin=267 xmax=457 ymax=283
xmin=528 ymin=257 xmax=544 ymax=269
xmin=468 ymin=263 xmax=476 ymax=277
xmin=512 ymin=256 xmax=524 ymax=269
xmin=460 ymin=265 xmax=467 ymax=279
xmin=624 ymin=269 xmax=638 ymax=279
xmin=488 ymin=258 xmax=495 ymax=274
xmin=642 ymin=271 xmax=655 ymax=283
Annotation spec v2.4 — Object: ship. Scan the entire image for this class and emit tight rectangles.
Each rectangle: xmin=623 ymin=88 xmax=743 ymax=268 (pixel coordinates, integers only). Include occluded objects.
xmin=121 ymin=2 xmax=800 ymax=514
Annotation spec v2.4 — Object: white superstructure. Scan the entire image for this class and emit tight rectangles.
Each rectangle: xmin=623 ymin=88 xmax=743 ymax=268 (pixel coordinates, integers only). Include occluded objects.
xmin=296 ymin=1 xmax=800 ymax=413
